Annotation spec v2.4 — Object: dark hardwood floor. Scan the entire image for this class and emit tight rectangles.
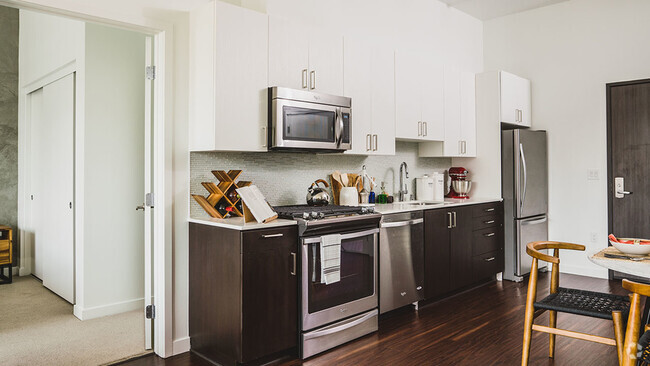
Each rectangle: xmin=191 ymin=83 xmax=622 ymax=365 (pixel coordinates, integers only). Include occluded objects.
xmin=118 ymin=272 xmax=627 ymax=366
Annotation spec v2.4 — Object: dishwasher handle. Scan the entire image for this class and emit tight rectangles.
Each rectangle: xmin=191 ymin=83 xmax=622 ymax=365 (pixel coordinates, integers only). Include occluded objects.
xmin=380 ymin=218 xmax=424 ymax=228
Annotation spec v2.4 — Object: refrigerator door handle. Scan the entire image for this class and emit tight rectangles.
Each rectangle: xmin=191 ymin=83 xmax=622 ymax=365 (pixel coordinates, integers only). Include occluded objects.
xmin=519 ymin=142 xmax=528 ymax=212
xmin=521 ymin=216 xmax=547 ymax=226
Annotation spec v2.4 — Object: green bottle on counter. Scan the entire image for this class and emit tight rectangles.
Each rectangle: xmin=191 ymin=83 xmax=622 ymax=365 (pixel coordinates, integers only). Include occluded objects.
xmin=377 ymin=182 xmax=388 ymax=204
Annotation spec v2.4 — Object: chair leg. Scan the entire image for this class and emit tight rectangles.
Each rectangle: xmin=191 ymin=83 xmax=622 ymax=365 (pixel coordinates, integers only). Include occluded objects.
xmin=612 ymin=311 xmax=624 ymax=365
xmin=522 ymin=259 xmax=538 ymax=366
xmin=549 ymin=310 xmax=557 ymax=358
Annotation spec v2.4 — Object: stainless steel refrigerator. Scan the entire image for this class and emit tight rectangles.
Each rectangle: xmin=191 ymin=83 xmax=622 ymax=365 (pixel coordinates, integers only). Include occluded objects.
xmin=502 ymin=129 xmax=548 ymax=282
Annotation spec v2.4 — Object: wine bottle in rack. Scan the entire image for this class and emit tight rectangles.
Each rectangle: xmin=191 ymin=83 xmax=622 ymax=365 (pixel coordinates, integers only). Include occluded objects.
xmin=226 ymin=189 xmax=238 ymax=203
xmin=215 ymin=200 xmax=234 ymax=218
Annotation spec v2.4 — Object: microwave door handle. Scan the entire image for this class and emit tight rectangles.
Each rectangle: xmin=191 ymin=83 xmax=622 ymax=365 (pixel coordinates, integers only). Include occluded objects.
xmin=336 ymin=109 xmax=343 ymax=147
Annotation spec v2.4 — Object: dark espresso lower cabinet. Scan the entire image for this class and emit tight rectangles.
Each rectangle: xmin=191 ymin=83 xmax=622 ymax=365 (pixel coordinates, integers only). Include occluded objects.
xmin=189 ymin=223 xmax=298 ymax=365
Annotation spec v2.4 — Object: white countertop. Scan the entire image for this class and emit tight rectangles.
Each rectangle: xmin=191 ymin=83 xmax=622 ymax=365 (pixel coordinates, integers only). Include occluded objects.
xmin=189 ymin=197 xmax=502 ymax=230
xmin=188 ymin=216 xmax=298 ymax=231
xmin=372 ymin=197 xmax=503 ymax=215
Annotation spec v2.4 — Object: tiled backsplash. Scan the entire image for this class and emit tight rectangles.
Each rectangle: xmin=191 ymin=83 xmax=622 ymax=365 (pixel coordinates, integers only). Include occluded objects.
xmin=190 ymin=142 xmax=450 ymax=218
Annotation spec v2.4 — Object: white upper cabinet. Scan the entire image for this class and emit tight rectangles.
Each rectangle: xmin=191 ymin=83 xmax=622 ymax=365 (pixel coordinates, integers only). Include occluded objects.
xmin=268 ymin=16 xmax=343 ymax=96
xmin=419 ymin=67 xmax=476 ymax=158
xmin=189 ymin=1 xmax=269 ymax=152
xmin=395 ymin=49 xmax=444 ymax=142
xmin=499 ymin=71 xmax=531 ymax=127
xmin=343 ymin=36 xmax=395 ymax=155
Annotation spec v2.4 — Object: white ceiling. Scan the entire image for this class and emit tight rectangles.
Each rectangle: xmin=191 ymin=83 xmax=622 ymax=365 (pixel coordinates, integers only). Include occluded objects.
xmin=439 ymin=0 xmax=569 ymax=20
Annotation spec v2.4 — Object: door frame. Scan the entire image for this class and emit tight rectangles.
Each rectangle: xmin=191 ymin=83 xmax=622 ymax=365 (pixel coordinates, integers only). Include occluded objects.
xmin=10 ymin=1 xmax=173 ymax=357
xmin=605 ymin=77 xmax=650 ymax=280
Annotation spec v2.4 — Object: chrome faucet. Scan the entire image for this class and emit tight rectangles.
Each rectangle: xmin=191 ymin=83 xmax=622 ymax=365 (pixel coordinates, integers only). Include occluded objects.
xmin=399 ymin=162 xmax=409 ymax=202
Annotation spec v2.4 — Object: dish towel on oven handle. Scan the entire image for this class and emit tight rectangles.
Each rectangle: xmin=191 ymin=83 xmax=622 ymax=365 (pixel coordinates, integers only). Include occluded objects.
xmin=320 ymin=234 xmax=342 ymax=285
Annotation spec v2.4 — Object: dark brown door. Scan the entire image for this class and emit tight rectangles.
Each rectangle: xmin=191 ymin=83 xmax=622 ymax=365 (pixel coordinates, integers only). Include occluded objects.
xmin=424 ymin=209 xmax=451 ymax=299
xmin=450 ymin=206 xmax=474 ymax=290
xmin=241 ymin=227 xmax=298 ymax=363
xmin=607 ymin=79 xmax=650 ymax=279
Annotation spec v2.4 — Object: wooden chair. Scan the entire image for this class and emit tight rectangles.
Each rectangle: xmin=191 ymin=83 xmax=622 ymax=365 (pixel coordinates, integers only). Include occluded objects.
xmin=621 ymin=279 xmax=650 ymax=366
xmin=521 ymin=241 xmax=630 ymax=365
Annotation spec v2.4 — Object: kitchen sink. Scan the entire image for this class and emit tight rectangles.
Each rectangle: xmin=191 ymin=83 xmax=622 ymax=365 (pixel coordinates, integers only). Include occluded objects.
xmin=397 ymin=201 xmax=449 ymax=207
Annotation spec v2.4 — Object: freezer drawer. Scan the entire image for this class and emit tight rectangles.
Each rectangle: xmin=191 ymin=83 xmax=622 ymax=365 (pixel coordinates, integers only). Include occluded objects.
xmin=516 ymin=215 xmax=548 ymax=277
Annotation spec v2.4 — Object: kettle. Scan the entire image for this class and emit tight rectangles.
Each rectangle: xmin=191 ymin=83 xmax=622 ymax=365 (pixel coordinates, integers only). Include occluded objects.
xmin=306 ymin=179 xmax=331 ymax=206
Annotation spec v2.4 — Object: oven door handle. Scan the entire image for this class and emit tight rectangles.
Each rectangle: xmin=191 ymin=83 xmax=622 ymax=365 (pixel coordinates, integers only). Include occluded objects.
xmin=303 ymin=228 xmax=379 ymax=245
xmin=303 ymin=309 xmax=378 ymax=340
xmin=335 ymin=108 xmax=343 ymax=148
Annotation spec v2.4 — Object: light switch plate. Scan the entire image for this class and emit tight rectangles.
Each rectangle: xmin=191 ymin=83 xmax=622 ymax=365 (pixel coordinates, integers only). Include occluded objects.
xmin=587 ymin=169 xmax=600 ymax=180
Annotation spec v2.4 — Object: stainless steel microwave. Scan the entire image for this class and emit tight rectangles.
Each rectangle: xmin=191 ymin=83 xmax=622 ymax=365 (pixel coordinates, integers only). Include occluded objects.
xmin=268 ymin=87 xmax=351 ymax=152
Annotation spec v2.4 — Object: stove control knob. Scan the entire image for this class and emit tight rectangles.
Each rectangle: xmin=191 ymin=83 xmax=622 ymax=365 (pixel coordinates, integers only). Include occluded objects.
xmin=318 ymin=212 xmax=325 ymax=219
xmin=367 ymin=207 xmax=375 ymax=213
xmin=311 ymin=212 xmax=319 ymax=219
xmin=361 ymin=207 xmax=368 ymax=214
xmin=303 ymin=212 xmax=311 ymax=220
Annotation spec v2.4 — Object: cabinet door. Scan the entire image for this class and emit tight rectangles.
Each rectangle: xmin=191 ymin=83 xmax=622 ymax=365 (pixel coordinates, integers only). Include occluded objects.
xmin=443 ymin=65 xmax=461 ymax=156
xmin=308 ymin=29 xmax=343 ymax=95
xmin=370 ymin=45 xmax=396 ymax=155
xmin=519 ymin=77 xmax=532 ymax=127
xmin=424 ymin=209 xmax=451 ymax=299
xmin=420 ymin=59 xmax=445 ymax=141
xmin=343 ymin=36 xmax=373 ymax=155
xmin=214 ymin=2 xmax=268 ymax=151
xmin=460 ymin=71 xmax=476 ymax=156
xmin=499 ymin=71 xmax=520 ymax=125
xmin=268 ymin=16 xmax=309 ymax=90
xmin=242 ymin=227 xmax=298 ymax=363
xmin=395 ymin=50 xmax=422 ymax=140
xmin=450 ymin=206 xmax=473 ymax=290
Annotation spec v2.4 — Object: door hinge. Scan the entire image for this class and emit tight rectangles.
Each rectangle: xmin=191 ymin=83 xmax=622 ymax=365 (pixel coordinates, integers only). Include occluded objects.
xmin=146 ymin=304 xmax=155 ymax=319
xmin=145 ymin=193 xmax=155 ymax=208
xmin=146 ymin=66 xmax=156 ymax=80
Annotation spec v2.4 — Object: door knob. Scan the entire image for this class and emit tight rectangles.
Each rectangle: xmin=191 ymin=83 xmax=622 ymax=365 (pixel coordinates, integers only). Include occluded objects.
xmin=614 ymin=177 xmax=633 ymax=199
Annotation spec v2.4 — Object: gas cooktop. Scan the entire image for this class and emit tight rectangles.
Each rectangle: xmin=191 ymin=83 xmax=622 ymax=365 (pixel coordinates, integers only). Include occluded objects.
xmin=273 ymin=204 xmax=375 ymax=221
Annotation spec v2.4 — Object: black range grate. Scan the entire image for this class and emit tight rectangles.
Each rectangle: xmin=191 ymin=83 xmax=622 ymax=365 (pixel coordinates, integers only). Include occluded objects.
xmin=273 ymin=205 xmax=367 ymax=220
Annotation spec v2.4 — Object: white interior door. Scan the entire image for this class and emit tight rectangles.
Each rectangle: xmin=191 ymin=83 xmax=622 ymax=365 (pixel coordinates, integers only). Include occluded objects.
xmin=40 ymin=73 xmax=75 ymax=304
xmin=144 ymin=36 xmax=154 ymax=351
xmin=29 ymin=88 xmax=45 ymax=280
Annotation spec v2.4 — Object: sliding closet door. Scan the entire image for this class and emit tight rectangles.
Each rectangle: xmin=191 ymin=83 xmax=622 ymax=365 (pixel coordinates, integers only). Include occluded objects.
xmin=30 ymin=88 xmax=45 ymax=280
xmin=32 ymin=73 xmax=75 ymax=303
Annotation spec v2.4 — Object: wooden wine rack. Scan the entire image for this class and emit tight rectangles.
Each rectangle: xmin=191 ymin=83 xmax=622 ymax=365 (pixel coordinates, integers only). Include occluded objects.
xmin=192 ymin=170 xmax=251 ymax=219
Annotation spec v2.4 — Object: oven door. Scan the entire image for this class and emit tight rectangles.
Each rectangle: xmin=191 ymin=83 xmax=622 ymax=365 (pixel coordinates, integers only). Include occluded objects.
xmin=301 ymin=228 xmax=378 ymax=331
xmin=271 ymin=98 xmax=350 ymax=151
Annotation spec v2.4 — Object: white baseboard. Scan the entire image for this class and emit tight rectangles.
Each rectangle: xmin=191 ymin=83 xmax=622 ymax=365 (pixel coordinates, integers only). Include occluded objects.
xmin=172 ymin=336 xmax=191 ymax=355
xmin=75 ymin=297 xmax=144 ymax=320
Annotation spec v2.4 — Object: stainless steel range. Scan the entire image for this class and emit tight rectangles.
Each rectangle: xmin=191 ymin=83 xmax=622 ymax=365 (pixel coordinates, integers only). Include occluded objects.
xmin=274 ymin=205 xmax=381 ymax=359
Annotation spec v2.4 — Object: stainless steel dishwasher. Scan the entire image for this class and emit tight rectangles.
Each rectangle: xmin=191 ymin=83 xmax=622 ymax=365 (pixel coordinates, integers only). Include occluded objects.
xmin=379 ymin=211 xmax=424 ymax=314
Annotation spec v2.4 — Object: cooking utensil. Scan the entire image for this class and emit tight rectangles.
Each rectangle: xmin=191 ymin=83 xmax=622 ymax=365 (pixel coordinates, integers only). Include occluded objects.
xmin=341 ymin=173 xmax=349 ymax=187
xmin=306 ymin=179 xmax=331 ymax=206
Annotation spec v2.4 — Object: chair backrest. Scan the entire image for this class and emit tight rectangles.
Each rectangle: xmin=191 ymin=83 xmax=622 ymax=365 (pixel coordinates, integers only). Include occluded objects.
xmin=526 ymin=241 xmax=586 ymax=264
xmin=622 ymin=279 xmax=650 ymax=297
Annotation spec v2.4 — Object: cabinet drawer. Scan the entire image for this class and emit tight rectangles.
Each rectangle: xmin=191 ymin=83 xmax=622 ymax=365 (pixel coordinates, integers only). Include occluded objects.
xmin=472 ymin=228 xmax=501 ymax=256
xmin=473 ymin=214 xmax=500 ymax=230
xmin=0 ymin=240 xmax=9 ymax=253
xmin=473 ymin=202 xmax=502 ymax=217
xmin=473 ymin=250 xmax=503 ymax=281
xmin=242 ymin=226 xmax=298 ymax=253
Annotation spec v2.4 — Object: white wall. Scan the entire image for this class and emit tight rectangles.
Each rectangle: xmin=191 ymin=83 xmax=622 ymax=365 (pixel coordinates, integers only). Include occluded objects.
xmin=483 ymin=0 xmax=650 ymax=278
xmin=83 ymin=22 xmax=146 ymax=315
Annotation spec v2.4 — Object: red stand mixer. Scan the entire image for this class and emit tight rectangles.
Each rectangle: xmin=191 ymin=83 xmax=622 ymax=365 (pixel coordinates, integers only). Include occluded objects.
xmin=447 ymin=167 xmax=472 ymax=199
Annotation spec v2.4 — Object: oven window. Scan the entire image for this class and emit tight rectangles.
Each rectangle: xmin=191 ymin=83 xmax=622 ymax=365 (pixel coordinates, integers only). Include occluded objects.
xmin=283 ymin=106 xmax=336 ymax=142
xmin=307 ymin=233 xmax=375 ymax=314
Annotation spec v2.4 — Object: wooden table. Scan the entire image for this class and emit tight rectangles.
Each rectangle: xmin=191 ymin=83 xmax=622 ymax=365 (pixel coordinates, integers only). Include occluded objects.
xmin=589 ymin=247 xmax=649 ymax=365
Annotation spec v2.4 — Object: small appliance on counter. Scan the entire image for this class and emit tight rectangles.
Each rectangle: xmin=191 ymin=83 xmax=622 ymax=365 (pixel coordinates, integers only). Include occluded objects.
xmin=306 ymin=179 xmax=331 ymax=206
xmin=447 ymin=167 xmax=472 ymax=199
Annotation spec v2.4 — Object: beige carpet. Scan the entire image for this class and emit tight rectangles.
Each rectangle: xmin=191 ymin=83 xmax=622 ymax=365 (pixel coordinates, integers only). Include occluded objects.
xmin=0 ymin=276 xmax=148 ymax=365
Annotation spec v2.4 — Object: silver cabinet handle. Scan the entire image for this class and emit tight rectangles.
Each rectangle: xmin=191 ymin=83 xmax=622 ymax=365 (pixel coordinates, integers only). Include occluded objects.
xmin=290 ymin=252 xmax=296 ymax=276
xmin=459 ymin=140 xmax=462 ymax=154
xmin=262 ymin=126 xmax=267 ymax=148
xmin=366 ymin=134 xmax=371 ymax=151
xmin=310 ymin=70 xmax=316 ymax=90
xmin=463 ymin=141 xmax=467 ymax=154
xmin=485 ymin=257 xmax=496 ymax=262
xmin=373 ymin=134 xmax=378 ymax=151
xmin=484 ymin=232 xmax=495 ymax=237
xmin=418 ymin=121 xmax=422 ymax=136
xmin=453 ymin=211 xmax=457 ymax=228
xmin=302 ymin=69 xmax=308 ymax=89
xmin=485 ymin=208 xmax=495 ymax=212
xmin=423 ymin=122 xmax=428 ymax=136
xmin=262 ymin=233 xmax=283 ymax=238
xmin=484 ymin=220 xmax=495 ymax=224
xmin=447 ymin=212 xmax=452 ymax=229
